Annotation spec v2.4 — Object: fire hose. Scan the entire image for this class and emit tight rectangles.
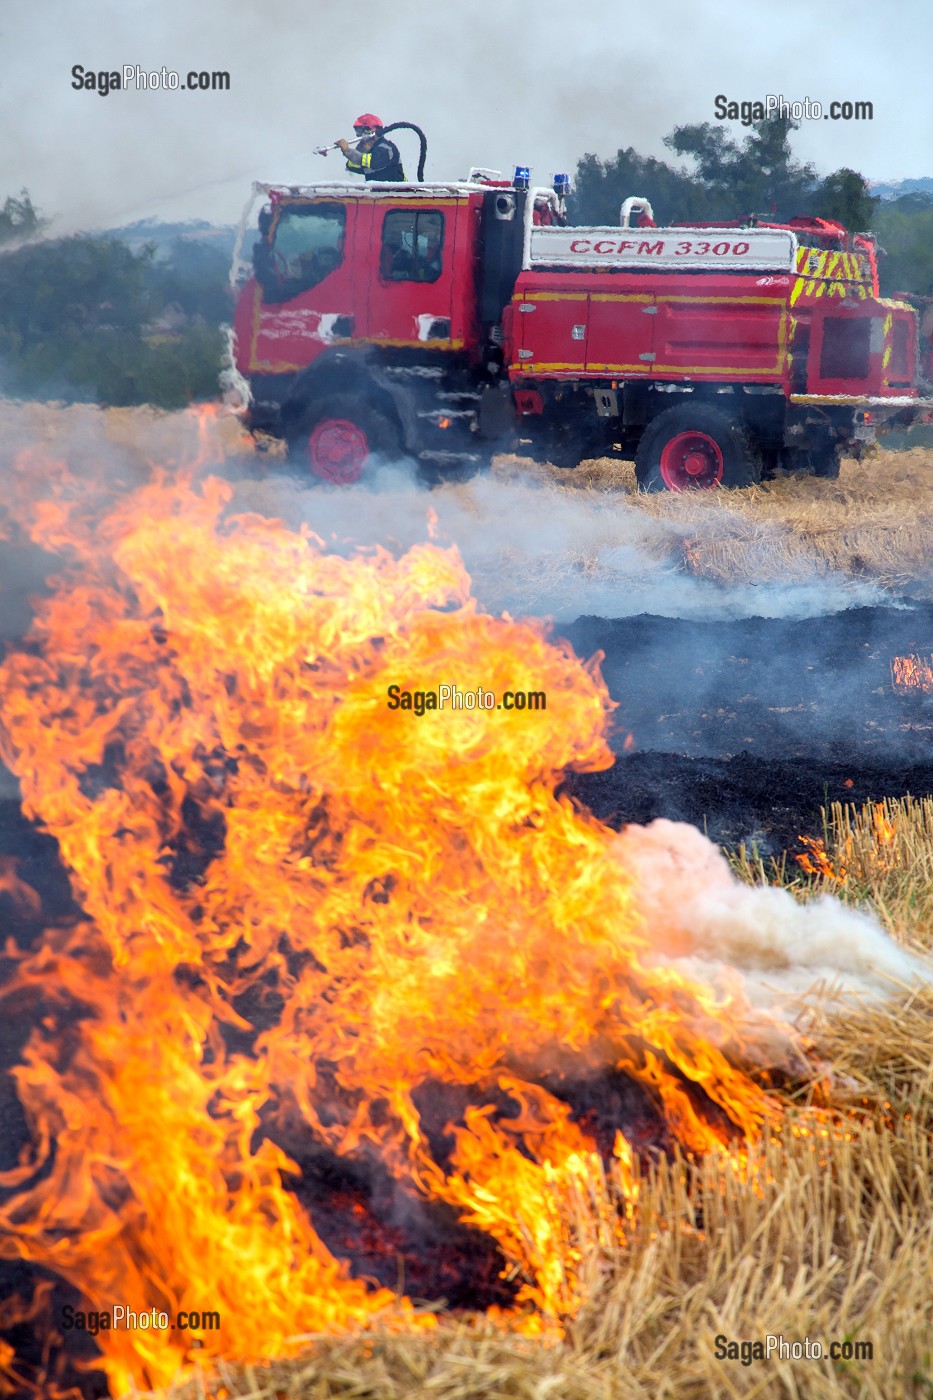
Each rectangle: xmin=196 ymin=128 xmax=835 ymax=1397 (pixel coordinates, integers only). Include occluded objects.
xmin=312 ymin=135 xmax=366 ymax=155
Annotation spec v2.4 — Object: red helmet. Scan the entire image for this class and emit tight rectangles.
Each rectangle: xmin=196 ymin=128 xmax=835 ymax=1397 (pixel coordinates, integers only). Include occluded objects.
xmin=353 ymin=113 xmax=383 ymax=131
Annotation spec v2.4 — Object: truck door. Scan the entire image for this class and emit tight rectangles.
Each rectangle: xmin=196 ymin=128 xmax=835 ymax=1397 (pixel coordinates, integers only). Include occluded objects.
xmin=584 ymin=293 xmax=656 ymax=374
xmin=366 ymin=204 xmax=458 ymax=349
xmin=248 ymin=198 xmax=358 ymax=372
xmin=510 ymin=290 xmax=589 ymax=374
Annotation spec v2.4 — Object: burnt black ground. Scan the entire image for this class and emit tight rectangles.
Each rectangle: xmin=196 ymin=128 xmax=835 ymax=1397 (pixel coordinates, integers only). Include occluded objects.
xmin=565 ymin=751 xmax=933 ymax=857
xmin=562 ymin=602 xmax=933 ymax=763
xmin=559 ymin=601 xmax=933 ymax=857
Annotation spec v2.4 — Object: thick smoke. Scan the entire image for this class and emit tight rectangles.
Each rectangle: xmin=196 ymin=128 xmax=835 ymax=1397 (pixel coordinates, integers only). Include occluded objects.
xmin=2 ymin=0 xmax=919 ymax=234
xmin=1 ymin=0 xmax=727 ymax=233
xmin=228 ymin=457 xmax=886 ymax=624
xmin=614 ymin=819 xmax=929 ymax=1020
xmin=1 ymin=402 xmax=887 ymax=628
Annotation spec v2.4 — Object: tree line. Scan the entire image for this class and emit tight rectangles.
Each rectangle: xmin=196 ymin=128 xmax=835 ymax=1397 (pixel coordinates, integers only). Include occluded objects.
xmin=571 ymin=118 xmax=933 ymax=298
xmin=572 ymin=118 xmax=877 ymax=230
xmin=1 ymin=118 xmax=931 ymax=409
xmin=0 ymin=193 xmax=228 ymax=409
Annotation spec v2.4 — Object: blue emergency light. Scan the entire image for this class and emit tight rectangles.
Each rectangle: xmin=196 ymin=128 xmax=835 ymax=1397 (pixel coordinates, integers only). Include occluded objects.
xmin=513 ymin=166 xmax=531 ymax=190
xmin=554 ymin=173 xmax=571 ymax=196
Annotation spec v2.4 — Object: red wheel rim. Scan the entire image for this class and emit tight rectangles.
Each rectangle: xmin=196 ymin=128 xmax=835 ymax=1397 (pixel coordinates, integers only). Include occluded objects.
xmin=658 ymin=431 xmax=724 ymax=491
xmin=308 ymin=418 xmax=368 ymax=484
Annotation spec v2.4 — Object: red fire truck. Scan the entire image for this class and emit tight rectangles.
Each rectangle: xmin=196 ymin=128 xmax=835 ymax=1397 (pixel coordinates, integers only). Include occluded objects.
xmin=230 ymin=169 xmax=932 ymax=490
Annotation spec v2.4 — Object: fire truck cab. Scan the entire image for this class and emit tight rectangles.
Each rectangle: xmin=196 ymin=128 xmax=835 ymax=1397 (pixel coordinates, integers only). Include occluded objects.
xmin=230 ymin=172 xmax=933 ymax=489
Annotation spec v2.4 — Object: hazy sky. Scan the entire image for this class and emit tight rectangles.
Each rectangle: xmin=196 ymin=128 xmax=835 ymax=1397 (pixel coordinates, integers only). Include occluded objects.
xmin=2 ymin=0 xmax=930 ymax=233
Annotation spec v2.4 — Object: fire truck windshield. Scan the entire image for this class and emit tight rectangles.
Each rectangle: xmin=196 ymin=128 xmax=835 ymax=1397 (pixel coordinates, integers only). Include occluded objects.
xmin=254 ymin=202 xmax=347 ymax=303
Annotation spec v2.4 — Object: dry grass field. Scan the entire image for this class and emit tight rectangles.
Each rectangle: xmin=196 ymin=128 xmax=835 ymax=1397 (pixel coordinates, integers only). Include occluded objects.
xmin=3 ymin=401 xmax=932 ymax=601
xmin=494 ymin=444 xmax=933 ymax=598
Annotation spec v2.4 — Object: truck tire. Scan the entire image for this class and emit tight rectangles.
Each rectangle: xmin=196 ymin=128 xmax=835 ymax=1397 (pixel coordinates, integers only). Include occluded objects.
xmin=288 ymin=395 xmax=401 ymax=485
xmin=635 ymin=403 xmax=763 ymax=492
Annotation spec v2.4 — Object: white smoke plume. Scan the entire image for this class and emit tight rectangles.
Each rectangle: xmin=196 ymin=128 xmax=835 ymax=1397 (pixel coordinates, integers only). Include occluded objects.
xmin=229 ymin=460 xmax=887 ymax=624
xmin=615 ymin=818 xmax=930 ymax=1019
xmin=0 ymin=403 xmax=891 ymax=625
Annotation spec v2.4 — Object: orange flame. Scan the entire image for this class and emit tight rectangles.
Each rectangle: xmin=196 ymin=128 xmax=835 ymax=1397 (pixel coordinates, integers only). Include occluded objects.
xmin=0 ymin=416 xmax=781 ymax=1393
xmin=795 ymin=803 xmax=898 ymax=881
xmin=795 ymin=835 xmax=838 ymax=879
xmin=891 ymin=654 xmax=933 ymax=695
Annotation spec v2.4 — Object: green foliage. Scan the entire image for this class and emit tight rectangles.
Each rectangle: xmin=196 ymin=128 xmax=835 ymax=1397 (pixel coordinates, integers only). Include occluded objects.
xmin=809 ymin=168 xmax=878 ymax=231
xmin=665 ymin=117 xmax=818 ymax=218
xmin=0 ymin=235 xmax=153 ymax=346
xmin=573 ymin=120 xmax=880 ymax=231
xmin=137 ymin=327 xmax=227 ymax=408
xmin=144 ymin=237 xmax=232 ymax=326
xmin=0 ymin=215 xmax=228 ymax=408
xmin=569 ymin=122 xmax=932 ymax=295
xmin=0 ymin=189 xmax=46 ymax=246
xmin=873 ymin=195 xmax=933 ymax=297
xmin=572 ymin=118 xmax=825 ymax=226
xmin=570 ymin=148 xmax=717 ymax=227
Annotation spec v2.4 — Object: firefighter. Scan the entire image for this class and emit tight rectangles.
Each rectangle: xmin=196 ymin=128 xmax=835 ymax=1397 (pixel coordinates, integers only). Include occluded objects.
xmin=337 ymin=115 xmax=405 ymax=183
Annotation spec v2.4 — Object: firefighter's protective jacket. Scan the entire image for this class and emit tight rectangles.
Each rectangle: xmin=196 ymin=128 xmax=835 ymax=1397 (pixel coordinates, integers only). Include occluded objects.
xmin=346 ymin=137 xmax=405 ymax=182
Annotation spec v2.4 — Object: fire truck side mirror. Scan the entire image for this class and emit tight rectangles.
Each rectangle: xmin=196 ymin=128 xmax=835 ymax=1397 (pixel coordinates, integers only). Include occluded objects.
xmin=494 ymin=194 xmax=516 ymax=221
